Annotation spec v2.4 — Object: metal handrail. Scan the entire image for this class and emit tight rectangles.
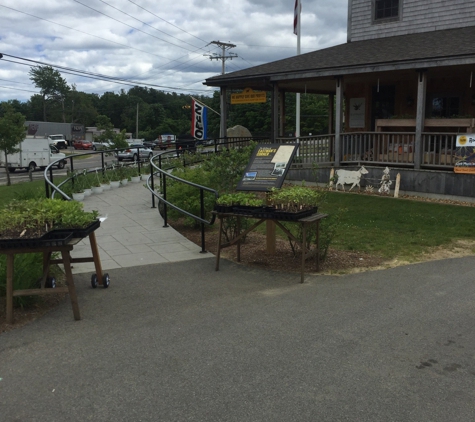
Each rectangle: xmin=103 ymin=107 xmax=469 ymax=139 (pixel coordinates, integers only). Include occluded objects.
xmin=43 ymin=138 xmax=260 ymax=253
xmin=44 ymin=147 xmax=149 ymax=200
xmin=146 ymin=148 xmax=219 ymax=253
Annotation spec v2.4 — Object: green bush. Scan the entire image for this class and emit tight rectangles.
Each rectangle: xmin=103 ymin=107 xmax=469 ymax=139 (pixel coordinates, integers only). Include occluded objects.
xmin=0 ymin=253 xmax=44 ymax=308
xmin=165 ymin=166 xmax=217 ymax=227
xmin=162 ymin=143 xmax=256 ymax=226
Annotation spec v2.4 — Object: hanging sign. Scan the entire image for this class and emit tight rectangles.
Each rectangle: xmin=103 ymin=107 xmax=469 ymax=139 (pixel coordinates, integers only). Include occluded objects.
xmin=349 ymin=98 xmax=365 ymax=128
xmin=237 ymin=144 xmax=299 ymax=191
xmin=454 ymin=134 xmax=475 ymax=174
xmin=231 ymin=88 xmax=266 ymax=104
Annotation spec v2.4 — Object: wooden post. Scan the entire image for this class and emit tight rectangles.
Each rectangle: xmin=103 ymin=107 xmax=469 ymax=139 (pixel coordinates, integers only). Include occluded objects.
xmin=394 ymin=173 xmax=401 ymax=198
xmin=6 ymin=253 xmax=14 ymax=324
xmin=329 ymin=168 xmax=335 ymax=190
xmin=266 ymin=221 xmax=276 ymax=254
xmin=266 ymin=192 xmax=276 ymax=254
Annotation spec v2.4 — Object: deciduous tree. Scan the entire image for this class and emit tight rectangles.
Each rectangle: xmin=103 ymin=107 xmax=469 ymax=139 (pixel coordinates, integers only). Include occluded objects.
xmin=0 ymin=105 xmax=26 ymax=185
xmin=29 ymin=66 xmax=70 ymax=122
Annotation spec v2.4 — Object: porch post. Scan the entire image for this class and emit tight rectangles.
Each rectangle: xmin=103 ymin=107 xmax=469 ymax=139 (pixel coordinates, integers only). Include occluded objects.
xmin=271 ymin=83 xmax=279 ymax=142
xmin=279 ymin=90 xmax=285 ymax=137
xmin=328 ymin=94 xmax=334 ymax=134
xmin=335 ymin=77 xmax=343 ymax=166
xmin=415 ymin=71 xmax=427 ymax=170
xmin=220 ymin=86 xmax=227 ymax=143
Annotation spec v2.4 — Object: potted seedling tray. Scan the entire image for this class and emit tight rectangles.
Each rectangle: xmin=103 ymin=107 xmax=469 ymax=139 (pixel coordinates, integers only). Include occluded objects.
xmin=271 ymin=207 xmax=318 ymax=221
xmin=51 ymin=219 xmax=101 ymax=239
xmin=214 ymin=204 xmax=234 ymax=214
xmin=0 ymin=231 xmax=73 ymax=249
xmin=231 ymin=206 xmax=318 ymax=220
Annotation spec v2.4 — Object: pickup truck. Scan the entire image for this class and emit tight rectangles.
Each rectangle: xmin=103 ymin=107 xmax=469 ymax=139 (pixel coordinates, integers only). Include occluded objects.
xmin=157 ymin=134 xmax=176 ymax=150
xmin=47 ymin=134 xmax=68 ymax=149
xmin=175 ymin=136 xmax=196 ymax=155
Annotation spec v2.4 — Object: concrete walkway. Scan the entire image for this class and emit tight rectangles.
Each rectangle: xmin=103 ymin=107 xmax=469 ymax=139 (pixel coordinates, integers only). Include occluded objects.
xmin=71 ymin=181 xmax=209 ymax=274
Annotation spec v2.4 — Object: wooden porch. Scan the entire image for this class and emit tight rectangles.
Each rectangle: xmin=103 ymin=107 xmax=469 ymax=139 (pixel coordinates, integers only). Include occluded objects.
xmin=278 ymin=130 xmax=459 ymax=170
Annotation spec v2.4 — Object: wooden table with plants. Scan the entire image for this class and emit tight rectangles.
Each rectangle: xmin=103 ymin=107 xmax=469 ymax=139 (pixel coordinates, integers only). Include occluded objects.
xmin=0 ymin=198 xmax=109 ymax=324
xmin=214 ymin=186 xmax=327 ymax=283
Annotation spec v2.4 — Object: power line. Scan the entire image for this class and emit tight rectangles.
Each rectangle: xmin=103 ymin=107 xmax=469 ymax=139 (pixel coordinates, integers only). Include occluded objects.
xmin=0 ymin=54 xmax=213 ymax=93
xmin=0 ymin=84 xmax=39 ymax=94
xmin=205 ymin=41 xmax=238 ymax=75
xmin=0 ymin=4 xmax=214 ymax=86
xmin=0 ymin=5 xmax=169 ymax=61
xmin=97 ymin=0 xmax=205 ymax=51
xmin=73 ymin=0 xmax=201 ymax=53
xmin=126 ymin=0 xmax=209 ymax=45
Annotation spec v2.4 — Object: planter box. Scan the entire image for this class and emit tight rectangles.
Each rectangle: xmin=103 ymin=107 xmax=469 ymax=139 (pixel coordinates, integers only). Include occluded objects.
xmin=0 ymin=231 xmax=73 ymax=249
xmin=52 ymin=219 xmax=101 ymax=239
xmin=214 ymin=205 xmax=234 ymax=213
xmin=231 ymin=206 xmax=318 ymax=221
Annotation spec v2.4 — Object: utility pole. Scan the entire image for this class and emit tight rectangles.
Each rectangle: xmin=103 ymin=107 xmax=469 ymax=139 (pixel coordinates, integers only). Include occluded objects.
xmin=205 ymin=41 xmax=237 ymax=140
xmin=205 ymin=41 xmax=237 ymax=75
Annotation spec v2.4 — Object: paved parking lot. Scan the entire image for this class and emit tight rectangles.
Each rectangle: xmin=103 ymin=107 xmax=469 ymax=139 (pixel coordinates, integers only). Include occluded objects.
xmin=1 ymin=183 xmax=474 ymax=421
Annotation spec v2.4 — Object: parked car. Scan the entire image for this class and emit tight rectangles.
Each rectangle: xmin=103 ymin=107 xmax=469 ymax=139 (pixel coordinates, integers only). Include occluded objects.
xmin=92 ymin=140 xmax=113 ymax=151
xmin=142 ymin=139 xmax=160 ymax=150
xmin=72 ymin=139 xmax=93 ymax=150
xmin=117 ymin=144 xmax=154 ymax=161
xmin=195 ymin=139 xmax=215 ymax=146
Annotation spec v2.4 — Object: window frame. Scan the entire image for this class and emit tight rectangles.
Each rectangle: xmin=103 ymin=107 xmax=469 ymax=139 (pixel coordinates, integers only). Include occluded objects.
xmin=429 ymin=94 xmax=461 ymax=118
xmin=372 ymin=0 xmax=402 ymax=24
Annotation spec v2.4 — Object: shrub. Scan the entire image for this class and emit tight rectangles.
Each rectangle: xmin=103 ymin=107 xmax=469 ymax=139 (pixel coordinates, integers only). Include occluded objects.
xmin=0 ymin=253 xmax=44 ymax=308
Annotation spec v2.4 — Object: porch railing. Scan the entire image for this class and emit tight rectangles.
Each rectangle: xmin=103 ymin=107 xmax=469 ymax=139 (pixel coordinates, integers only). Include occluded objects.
xmin=278 ymin=132 xmax=457 ymax=170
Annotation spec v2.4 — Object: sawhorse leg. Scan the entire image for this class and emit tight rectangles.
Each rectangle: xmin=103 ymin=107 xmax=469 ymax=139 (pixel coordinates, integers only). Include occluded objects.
xmin=215 ymin=216 xmax=224 ymax=271
xmin=6 ymin=253 xmax=14 ymax=324
xmin=61 ymin=248 xmax=81 ymax=321
xmin=88 ymin=231 xmax=104 ymax=285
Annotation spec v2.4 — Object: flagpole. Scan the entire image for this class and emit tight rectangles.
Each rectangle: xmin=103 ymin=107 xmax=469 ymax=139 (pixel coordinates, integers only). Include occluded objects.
xmin=295 ymin=1 xmax=301 ymax=147
xmin=189 ymin=96 xmax=221 ymax=116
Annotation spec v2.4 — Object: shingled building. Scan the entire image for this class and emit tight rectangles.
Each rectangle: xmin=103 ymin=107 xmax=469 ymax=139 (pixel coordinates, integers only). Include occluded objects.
xmin=205 ymin=0 xmax=475 ymax=197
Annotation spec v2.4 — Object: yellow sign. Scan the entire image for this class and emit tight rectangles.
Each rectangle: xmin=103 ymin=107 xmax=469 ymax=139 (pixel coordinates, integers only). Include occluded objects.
xmin=456 ymin=133 xmax=475 ymax=146
xmin=231 ymin=88 xmax=266 ymax=104
xmin=454 ymin=167 xmax=475 ymax=174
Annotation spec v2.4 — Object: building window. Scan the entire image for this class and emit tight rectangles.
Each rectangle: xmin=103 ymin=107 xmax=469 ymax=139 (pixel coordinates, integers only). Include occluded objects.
xmin=374 ymin=0 xmax=400 ymax=21
xmin=431 ymin=96 xmax=460 ymax=118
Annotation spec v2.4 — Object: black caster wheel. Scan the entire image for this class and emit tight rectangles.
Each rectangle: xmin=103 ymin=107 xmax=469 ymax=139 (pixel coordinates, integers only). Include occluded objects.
xmin=91 ymin=274 xmax=98 ymax=289
xmin=102 ymin=273 xmax=110 ymax=288
xmin=45 ymin=277 xmax=56 ymax=289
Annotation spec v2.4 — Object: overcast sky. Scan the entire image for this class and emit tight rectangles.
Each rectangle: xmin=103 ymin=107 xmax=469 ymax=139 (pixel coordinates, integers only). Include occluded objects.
xmin=0 ymin=0 xmax=348 ymax=103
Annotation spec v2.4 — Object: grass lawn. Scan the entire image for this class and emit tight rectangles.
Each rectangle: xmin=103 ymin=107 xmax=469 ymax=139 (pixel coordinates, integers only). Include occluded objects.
xmin=319 ymin=191 xmax=475 ymax=260
xmin=2 ymin=181 xmax=475 ymax=263
xmin=251 ymin=189 xmax=475 ymax=262
xmin=0 ymin=180 xmax=49 ymax=204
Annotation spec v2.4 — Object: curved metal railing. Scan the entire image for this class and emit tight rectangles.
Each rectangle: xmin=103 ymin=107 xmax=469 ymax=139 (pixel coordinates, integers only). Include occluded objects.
xmin=43 ymin=147 xmax=151 ymax=200
xmin=44 ymin=137 xmax=265 ymax=252
xmin=146 ymin=148 xmax=219 ymax=253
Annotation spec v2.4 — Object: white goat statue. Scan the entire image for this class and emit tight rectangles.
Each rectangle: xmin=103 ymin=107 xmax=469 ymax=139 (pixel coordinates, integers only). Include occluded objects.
xmin=335 ymin=166 xmax=369 ymax=191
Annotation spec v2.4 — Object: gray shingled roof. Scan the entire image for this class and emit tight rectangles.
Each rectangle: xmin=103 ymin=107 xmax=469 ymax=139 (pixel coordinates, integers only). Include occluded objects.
xmin=205 ymin=26 xmax=475 ymax=86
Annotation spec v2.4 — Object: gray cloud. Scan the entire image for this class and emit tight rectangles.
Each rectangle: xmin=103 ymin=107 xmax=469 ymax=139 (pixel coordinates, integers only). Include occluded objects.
xmin=0 ymin=0 xmax=348 ymax=102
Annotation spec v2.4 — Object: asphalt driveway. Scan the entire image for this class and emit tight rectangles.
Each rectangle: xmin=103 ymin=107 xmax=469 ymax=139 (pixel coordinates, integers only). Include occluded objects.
xmin=1 ymin=256 xmax=474 ymax=421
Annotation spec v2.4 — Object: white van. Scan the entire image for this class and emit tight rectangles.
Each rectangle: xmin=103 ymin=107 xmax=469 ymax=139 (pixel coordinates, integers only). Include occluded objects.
xmin=0 ymin=138 xmax=67 ymax=172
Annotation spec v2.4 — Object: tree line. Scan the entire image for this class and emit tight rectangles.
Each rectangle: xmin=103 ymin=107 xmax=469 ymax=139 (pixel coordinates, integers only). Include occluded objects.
xmin=1 ymin=65 xmax=330 ymax=141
